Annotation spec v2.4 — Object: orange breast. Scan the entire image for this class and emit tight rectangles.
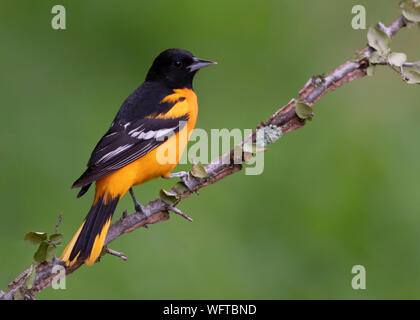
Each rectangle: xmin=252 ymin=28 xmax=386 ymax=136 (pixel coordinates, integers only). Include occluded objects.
xmin=94 ymin=88 xmax=198 ymax=203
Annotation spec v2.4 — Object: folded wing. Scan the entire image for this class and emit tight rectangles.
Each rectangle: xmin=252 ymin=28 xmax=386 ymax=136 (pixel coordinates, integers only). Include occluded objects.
xmin=72 ymin=115 xmax=189 ymax=191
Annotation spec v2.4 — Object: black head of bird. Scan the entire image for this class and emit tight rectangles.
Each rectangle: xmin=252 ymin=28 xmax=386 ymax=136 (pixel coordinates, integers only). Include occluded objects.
xmin=145 ymin=48 xmax=217 ymax=89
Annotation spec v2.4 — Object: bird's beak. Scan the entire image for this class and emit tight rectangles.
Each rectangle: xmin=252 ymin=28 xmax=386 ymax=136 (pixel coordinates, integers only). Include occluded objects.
xmin=188 ymin=57 xmax=217 ymax=72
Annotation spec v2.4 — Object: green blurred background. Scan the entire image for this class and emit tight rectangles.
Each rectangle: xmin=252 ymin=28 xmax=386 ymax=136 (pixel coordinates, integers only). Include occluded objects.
xmin=1 ymin=0 xmax=420 ymax=299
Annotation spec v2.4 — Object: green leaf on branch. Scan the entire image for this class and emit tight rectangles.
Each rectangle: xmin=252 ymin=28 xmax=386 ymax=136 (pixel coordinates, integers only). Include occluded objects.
xmin=24 ymin=230 xmax=60 ymax=263
xmin=367 ymin=25 xmax=390 ymax=55
xmin=49 ymin=233 xmax=63 ymax=246
xmin=400 ymin=0 xmax=420 ymax=22
xmin=45 ymin=245 xmax=56 ymax=262
xmin=190 ymin=164 xmax=207 ymax=179
xmin=295 ymin=102 xmax=314 ymax=120
xmin=23 ymin=263 xmax=37 ymax=290
xmin=388 ymin=52 xmax=407 ymax=67
xmin=33 ymin=242 xmax=49 ymax=262
xmin=24 ymin=232 xmax=47 ymax=245
xmin=366 ymin=65 xmax=375 ymax=76
xmin=412 ymin=61 xmax=420 ymax=73
xmin=403 ymin=69 xmax=420 ymax=83
xmin=159 ymin=189 xmax=178 ymax=205
xmin=14 ymin=288 xmax=25 ymax=300
xmin=173 ymin=182 xmax=189 ymax=195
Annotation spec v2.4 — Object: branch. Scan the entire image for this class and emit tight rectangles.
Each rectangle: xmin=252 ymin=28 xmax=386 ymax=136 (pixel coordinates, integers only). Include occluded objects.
xmin=378 ymin=15 xmax=406 ymax=38
xmin=0 ymin=15 xmax=408 ymax=300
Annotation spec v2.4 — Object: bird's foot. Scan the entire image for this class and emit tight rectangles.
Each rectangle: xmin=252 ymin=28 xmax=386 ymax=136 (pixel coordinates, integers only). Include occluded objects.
xmin=134 ymin=202 xmax=150 ymax=228
xmin=134 ymin=201 xmax=146 ymax=214
xmin=130 ymin=187 xmax=146 ymax=213
xmin=129 ymin=188 xmax=150 ymax=228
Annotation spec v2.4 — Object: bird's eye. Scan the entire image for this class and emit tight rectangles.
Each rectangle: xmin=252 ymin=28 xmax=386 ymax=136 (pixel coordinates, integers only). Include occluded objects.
xmin=174 ymin=61 xmax=182 ymax=68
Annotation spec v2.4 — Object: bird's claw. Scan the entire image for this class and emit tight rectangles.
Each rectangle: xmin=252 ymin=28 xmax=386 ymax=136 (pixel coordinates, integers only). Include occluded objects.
xmin=135 ymin=202 xmax=149 ymax=216
xmin=134 ymin=202 xmax=150 ymax=228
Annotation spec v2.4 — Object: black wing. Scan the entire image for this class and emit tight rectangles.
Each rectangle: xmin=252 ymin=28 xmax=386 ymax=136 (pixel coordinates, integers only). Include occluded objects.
xmin=72 ymin=115 xmax=189 ymax=193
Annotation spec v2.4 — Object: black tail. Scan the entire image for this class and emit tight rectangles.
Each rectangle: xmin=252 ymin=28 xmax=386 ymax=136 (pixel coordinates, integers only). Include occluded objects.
xmin=76 ymin=183 xmax=92 ymax=198
xmin=61 ymin=195 xmax=119 ymax=266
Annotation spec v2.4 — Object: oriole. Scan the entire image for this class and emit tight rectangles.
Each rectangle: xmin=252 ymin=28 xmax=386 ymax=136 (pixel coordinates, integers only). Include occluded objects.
xmin=61 ymin=49 xmax=216 ymax=267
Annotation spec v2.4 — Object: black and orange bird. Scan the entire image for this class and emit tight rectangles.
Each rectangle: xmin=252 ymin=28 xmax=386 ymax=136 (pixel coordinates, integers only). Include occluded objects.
xmin=61 ymin=49 xmax=216 ymax=267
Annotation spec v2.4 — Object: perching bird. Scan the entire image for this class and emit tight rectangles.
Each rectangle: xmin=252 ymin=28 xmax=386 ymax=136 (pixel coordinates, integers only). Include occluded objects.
xmin=61 ymin=49 xmax=216 ymax=267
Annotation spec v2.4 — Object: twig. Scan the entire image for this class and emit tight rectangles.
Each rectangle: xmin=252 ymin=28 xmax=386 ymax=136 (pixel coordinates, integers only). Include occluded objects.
xmin=167 ymin=206 xmax=193 ymax=222
xmin=105 ymin=248 xmax=128 ymax=261
xmin=378 ymin=16 xmax=406 ymax=38
xmin=401 ymin=60 xmax=420 ymax=67
xmin=54 ymin=213 xmax=63 ymax=234
xmin=373 ymin=60 xmax=420 ymax=68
